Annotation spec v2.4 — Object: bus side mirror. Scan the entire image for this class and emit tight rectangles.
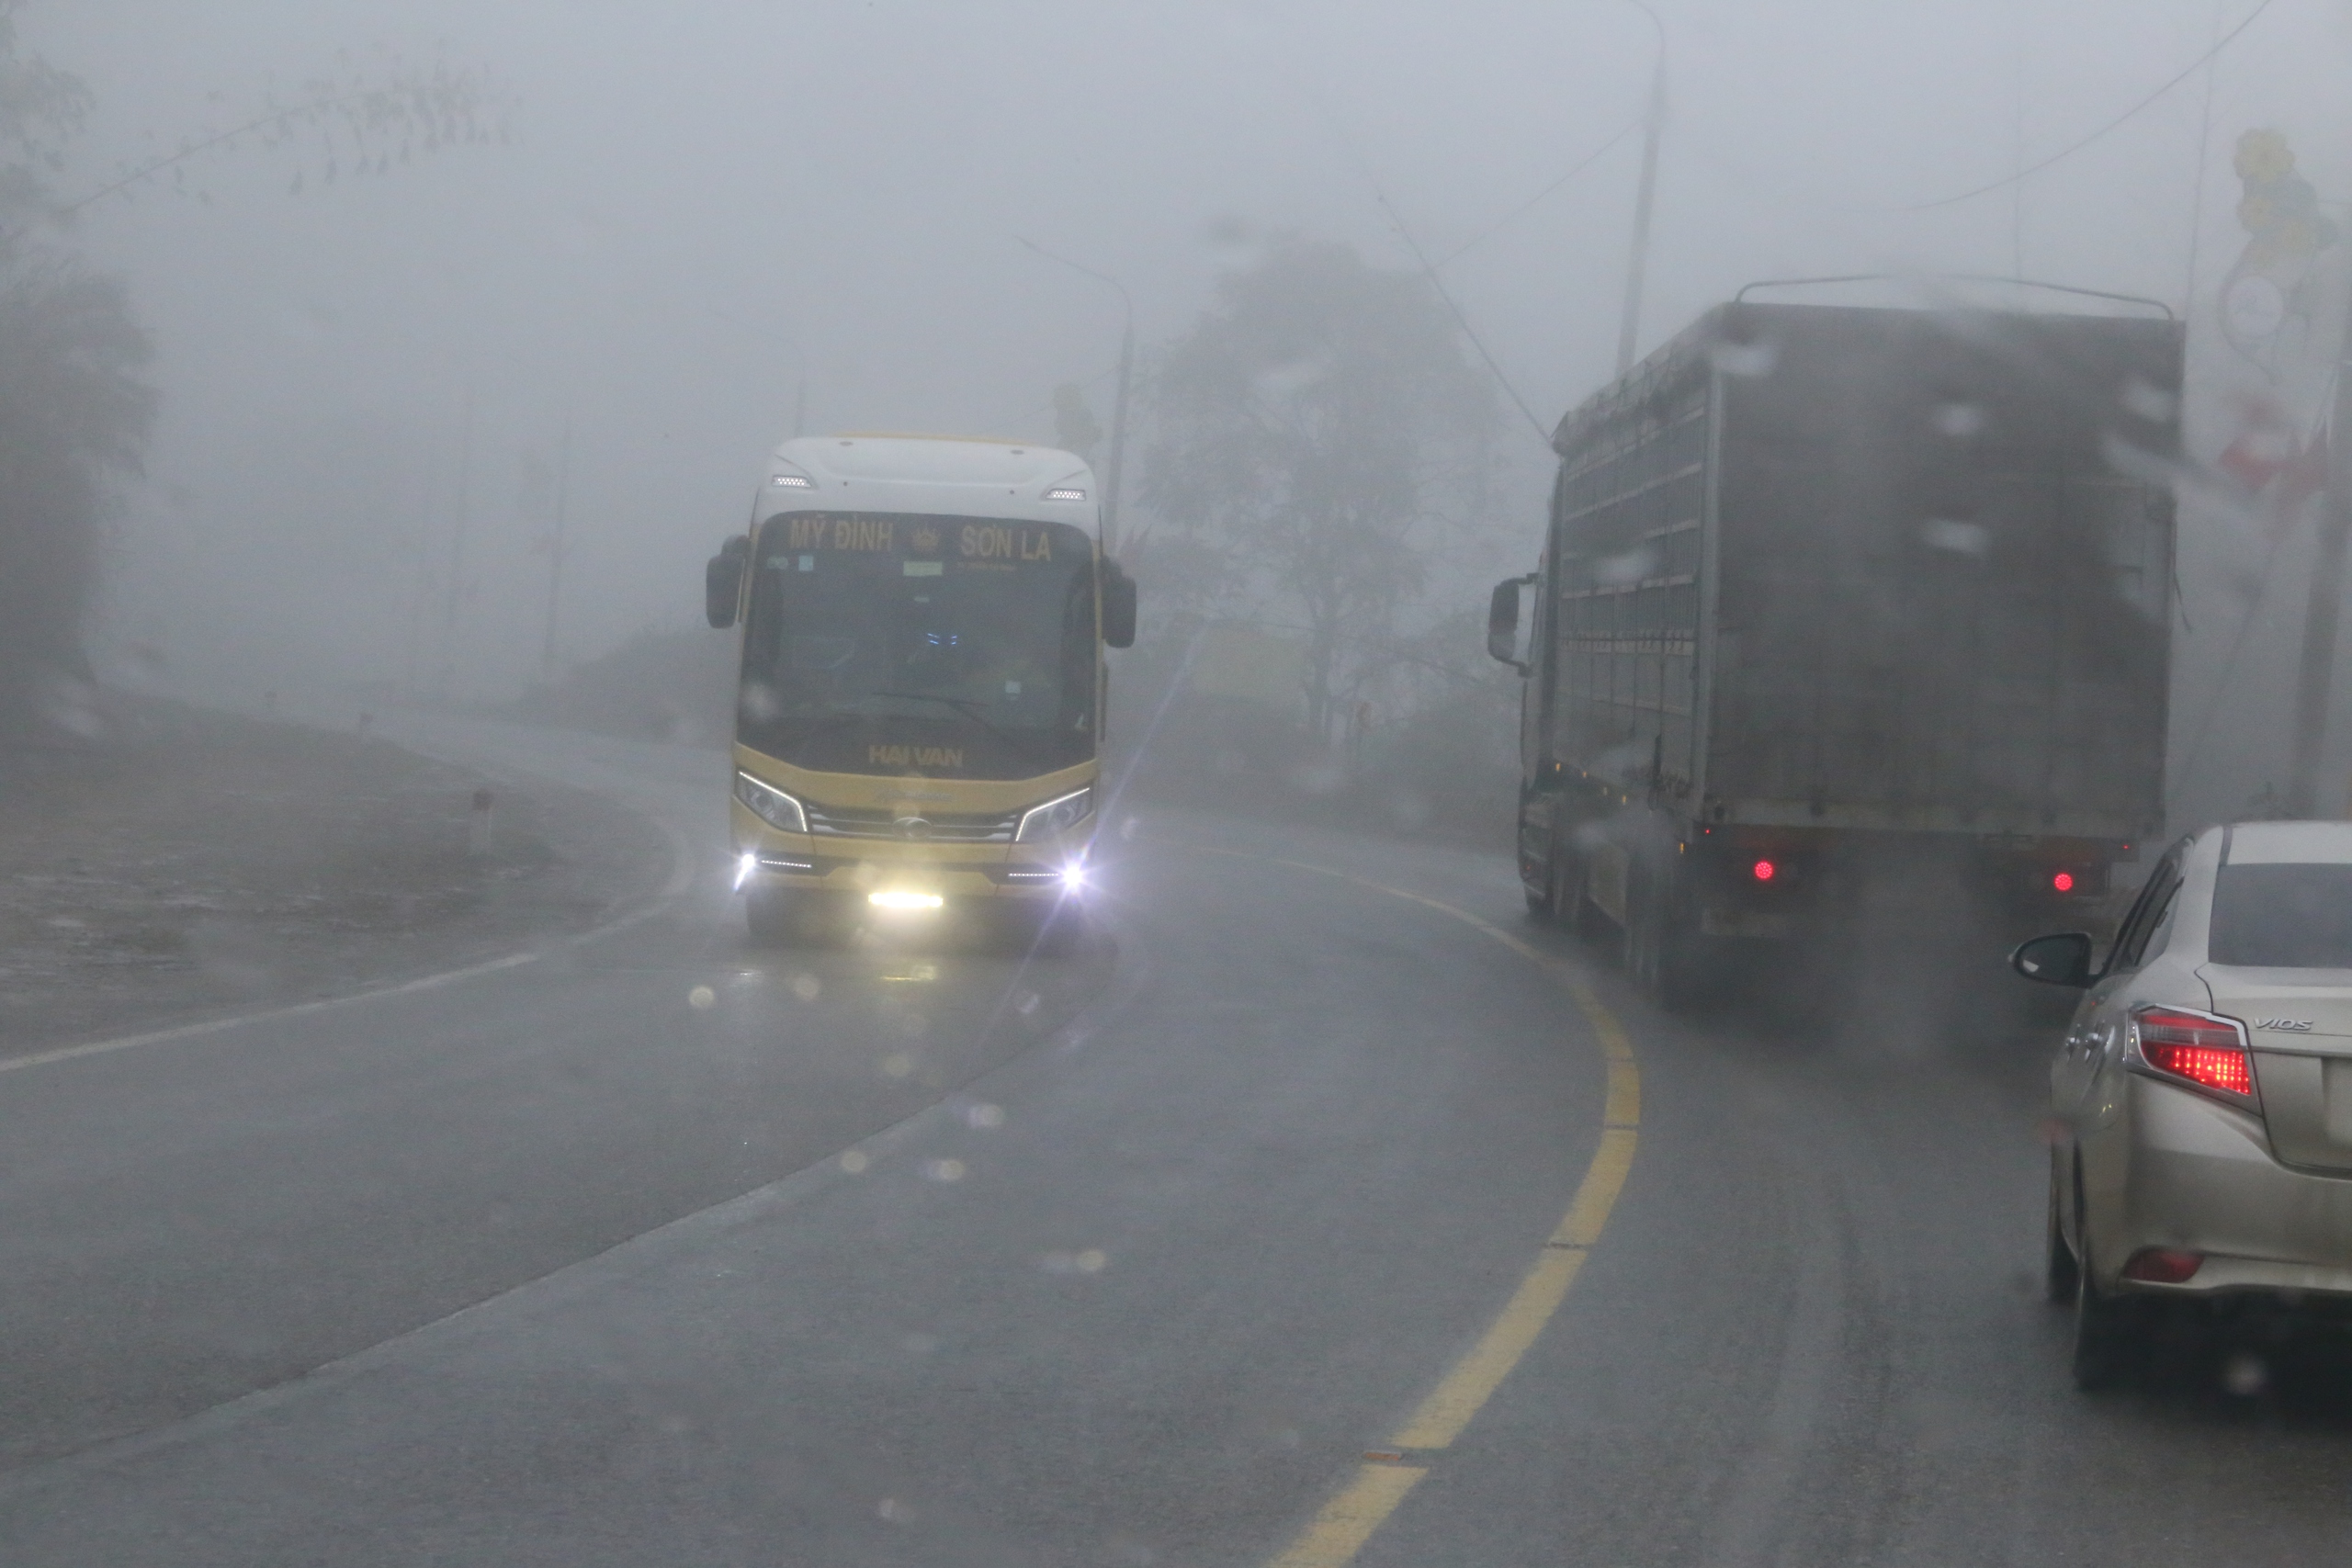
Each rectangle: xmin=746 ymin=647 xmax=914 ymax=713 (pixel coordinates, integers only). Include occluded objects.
xmin=1487 ymin=575 xmax=1533 ymax=673
xmin=1102 ymin=558 xmax=1137 ymax=649
xmin=707 ymin=536 xmax=749 ymax=629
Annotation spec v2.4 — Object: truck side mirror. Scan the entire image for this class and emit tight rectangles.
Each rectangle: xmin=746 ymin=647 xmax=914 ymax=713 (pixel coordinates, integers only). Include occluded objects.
xmin=707 ymin=536 xmax=749 ymax=629
xmin=2010 ymin=931 xmax=2096 ymax=988
xmin=1101 ymin=558 xmax=1137 ymax=649
xmin=1487 ymin=575 xmax=1533 ymax=673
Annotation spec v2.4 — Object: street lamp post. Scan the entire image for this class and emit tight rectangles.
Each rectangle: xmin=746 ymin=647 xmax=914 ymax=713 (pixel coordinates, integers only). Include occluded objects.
xmin=1614 ymin=2 xmax=1668 ymax=378
xmin=1017 ymin=237 xmax=1134 ymax=557
xmin=2289 ymin=282 xmax=2352 ymax=818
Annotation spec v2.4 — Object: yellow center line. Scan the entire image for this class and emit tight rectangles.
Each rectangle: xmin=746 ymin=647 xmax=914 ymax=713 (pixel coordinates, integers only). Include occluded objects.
xmin=1189 ymin=848 xmax=1640 ymax=1568
xmin=1263 ymin=1461 xmax=1429 ymax=1568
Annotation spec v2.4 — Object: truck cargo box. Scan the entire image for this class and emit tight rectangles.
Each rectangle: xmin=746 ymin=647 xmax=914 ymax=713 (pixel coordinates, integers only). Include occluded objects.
xmin=1494 ymin=299 xmax=2181 ymax=1002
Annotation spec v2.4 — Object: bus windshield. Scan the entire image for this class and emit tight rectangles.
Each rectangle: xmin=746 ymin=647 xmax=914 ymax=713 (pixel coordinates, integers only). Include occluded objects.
xmin=737 ymin=512 xmax=1098 ymax=779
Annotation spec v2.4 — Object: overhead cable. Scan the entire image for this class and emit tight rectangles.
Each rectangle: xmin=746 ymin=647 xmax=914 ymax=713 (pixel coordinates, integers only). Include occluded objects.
xmin=1913 ymin=0 xmax=2277 ymax=210
xmin=1434 ymin=119 xmax=1643 ymax=268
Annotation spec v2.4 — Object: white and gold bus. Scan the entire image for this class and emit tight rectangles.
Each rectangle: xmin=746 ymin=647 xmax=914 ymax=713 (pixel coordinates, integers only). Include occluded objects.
xmin=705 ymin=434 xmax=1136 ymax=944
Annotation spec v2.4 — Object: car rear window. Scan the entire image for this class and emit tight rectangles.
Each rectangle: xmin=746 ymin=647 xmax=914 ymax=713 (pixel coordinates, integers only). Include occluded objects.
xmin=2211 ymin=863 xmax=2352 ymax=967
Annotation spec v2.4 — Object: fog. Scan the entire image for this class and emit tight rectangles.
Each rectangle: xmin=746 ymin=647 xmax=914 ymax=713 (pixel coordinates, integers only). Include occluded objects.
xmin=24 ymin=8 xmax=2352 ymax=1548
xmin=25 ymin=0 xmax=2352 ymax=828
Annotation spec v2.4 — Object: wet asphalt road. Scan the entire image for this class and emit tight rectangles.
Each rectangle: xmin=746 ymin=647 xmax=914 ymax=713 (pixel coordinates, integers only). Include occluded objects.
xmin=2 ymin=718 xmax=2349 ymax=1564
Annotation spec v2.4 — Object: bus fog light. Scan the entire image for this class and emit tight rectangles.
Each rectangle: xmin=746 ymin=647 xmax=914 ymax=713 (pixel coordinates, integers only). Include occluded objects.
xmin=868 ymin=890 xmax=944 ymax=911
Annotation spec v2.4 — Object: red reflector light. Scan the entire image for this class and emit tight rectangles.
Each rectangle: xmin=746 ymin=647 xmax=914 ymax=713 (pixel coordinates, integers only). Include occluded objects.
xmin=2133 ymin=1007 xmax=2255 ymax=1100
xmin=1752 ymin=859 xmax=1775 ymax=882
xmin=2120 ymin=1247 xmax=2204 ymax=1284
xmin=2052 ymin=871 xmax=2075 ymax=892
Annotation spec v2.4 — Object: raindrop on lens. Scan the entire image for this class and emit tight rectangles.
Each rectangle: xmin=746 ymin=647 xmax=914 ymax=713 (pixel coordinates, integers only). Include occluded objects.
xmin=789 ymin=974 xmax=820 ymax=1001
xmin=922 ymin=1157 xmax=966 ymax=1182
xmin=840 ymin=1150 xmax=870 ymax=1174
xmin=688 ymin=986 xmax=715 ymax=1009
xmin=1930 ymin=400 xmax=1985 ymax=438
xmin=881 ymin=1052 xmax=914 ymax=1078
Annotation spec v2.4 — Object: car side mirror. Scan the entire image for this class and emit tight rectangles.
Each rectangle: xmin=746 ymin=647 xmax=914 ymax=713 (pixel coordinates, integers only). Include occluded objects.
xmin=2010 ymin=931 xmax=2096 ymax=988
xmin=706 ymin=536 xmax=749 ymax=629
xmin=1487 ymin=574 xmax=1533 ymax=673
xmin=1101 ymin=558 xmax=1136 ymax=649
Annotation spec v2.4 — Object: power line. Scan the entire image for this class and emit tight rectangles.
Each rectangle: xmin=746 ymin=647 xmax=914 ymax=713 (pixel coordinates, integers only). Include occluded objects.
xmin=1913 ymin=0 xmax=2276 ymax=210
xmin=1373 ymin=190 xmax=1554 ymax=444
xmin=1433 ymin=119 xmax=1642 ymax=269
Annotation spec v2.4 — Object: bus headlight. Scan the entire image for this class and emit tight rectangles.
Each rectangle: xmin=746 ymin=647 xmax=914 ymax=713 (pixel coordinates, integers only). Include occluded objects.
xmin=1015 ymin=786 xmax=1092 ymax=842
xmin=734 ymin=771 xmax=808 ymax=834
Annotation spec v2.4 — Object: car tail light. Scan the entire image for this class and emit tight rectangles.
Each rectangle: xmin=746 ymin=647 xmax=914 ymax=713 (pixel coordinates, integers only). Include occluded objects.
xmin=2131 ymin=1006 xmax=2256 ymax=1103
xmin=2120 ymin=1247 xmax=2204 ymax=1284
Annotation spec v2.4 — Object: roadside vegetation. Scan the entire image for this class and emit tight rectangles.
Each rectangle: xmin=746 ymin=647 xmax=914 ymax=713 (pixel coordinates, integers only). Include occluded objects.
xmin=1121 ymin=236 xmax=1531 ymax=843
xmin=0 ymin=2 xmax=496 ymax=745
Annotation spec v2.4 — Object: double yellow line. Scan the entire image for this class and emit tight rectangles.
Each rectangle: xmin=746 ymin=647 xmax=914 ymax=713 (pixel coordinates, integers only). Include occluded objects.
xmin=1253 ymin=859 xmax=1641 ymax=1568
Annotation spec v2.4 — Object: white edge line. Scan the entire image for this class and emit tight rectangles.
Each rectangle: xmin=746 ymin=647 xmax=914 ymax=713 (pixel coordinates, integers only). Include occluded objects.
xmin=0 ymin=904 xmax=1153 ymax=1498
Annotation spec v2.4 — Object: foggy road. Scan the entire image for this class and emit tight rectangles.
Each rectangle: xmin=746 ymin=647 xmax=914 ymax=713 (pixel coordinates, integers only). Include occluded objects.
xmin=3 ymin=719 xmax=2351 ymax=1565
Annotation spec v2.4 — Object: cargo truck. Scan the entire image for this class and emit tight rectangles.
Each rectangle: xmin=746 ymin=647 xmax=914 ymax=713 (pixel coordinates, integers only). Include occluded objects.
xmin=1487 ymin=299 xmax=2182 ymax=1004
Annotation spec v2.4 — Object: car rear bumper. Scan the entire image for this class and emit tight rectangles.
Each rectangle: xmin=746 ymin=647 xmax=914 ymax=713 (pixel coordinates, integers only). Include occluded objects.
xmin=2102 ymin=1076 xmax=2352 ymax=1300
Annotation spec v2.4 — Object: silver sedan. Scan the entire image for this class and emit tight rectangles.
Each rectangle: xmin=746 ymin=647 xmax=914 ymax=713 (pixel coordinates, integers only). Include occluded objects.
xmin=2013 ymin=819 xmax=2352 ymax=1389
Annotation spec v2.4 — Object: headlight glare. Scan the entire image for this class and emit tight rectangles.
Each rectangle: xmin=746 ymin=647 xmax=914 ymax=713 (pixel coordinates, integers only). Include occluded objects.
xmin=734 ymin=771 xmax=808 ymax=834
xmin=1014 ymin=786 xmax=1093 ymax=843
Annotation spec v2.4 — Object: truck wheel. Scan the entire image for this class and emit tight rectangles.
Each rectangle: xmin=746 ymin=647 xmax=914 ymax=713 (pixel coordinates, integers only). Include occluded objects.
xmin=1525 ymin=864 xmax=1555 ymax=922
xmin=1568 ymin=863 xmax=1607 ymax=942
xmin=1623 ymin=872 xmax=1658 ymax=989
xmin=1627 ymin=867 xmax=1702 ymax=1011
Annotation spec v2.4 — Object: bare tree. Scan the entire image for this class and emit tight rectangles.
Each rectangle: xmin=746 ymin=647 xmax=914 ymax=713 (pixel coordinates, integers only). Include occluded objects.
xmin=0 ymin=2 xmax=501 ymax=737
xmin=1141 ymin=240 xmax=1494 ymax=737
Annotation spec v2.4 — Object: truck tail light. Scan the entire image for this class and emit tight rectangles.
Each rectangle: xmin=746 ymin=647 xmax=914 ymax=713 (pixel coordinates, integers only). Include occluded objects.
xmin=2131 ymin=1006 xmax=2256 ymax=1103
xmin=2052 ymin=870 xmax=2075 ymax=892
xmin=1752 ymin=859 xmax=1775 ymax=882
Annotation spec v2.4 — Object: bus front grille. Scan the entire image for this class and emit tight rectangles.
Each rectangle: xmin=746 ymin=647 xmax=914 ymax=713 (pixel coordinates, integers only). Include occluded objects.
xmin=803 ymin=805 xmax=1021 ymax=843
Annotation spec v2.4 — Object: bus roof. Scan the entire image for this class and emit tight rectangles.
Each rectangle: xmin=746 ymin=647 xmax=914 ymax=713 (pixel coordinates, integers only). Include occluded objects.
xmin=763 ymin=434 xmax=1099 ymax=529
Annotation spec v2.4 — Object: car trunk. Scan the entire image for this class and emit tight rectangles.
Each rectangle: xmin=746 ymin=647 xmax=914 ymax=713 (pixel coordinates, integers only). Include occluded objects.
xmin=2204 ymin=964 xmax=2352 ymax=1175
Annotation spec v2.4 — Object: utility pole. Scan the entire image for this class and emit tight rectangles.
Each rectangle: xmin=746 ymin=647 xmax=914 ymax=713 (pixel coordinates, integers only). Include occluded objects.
xmin=436 ymin=387 xmax=474 ymax=704
xmin=540 ymin=417 xmax=571 ymax=684
xmin=2288 ymin=310 xmax=2352 ymax=817
xmin=1017 ymin=236 xmax=1134 ymax=556
xmin=1103 ymin=308 xmax=1135 ymax=558
xmin=1614 ymin=6 xmax=1668 ymax=377
xmin=403 ymin=433 xmax=436 ymax=698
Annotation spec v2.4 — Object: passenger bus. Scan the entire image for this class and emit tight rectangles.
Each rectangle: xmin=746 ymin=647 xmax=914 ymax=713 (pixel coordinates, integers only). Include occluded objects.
xmin=705 ymin=434 xmax=1136 ymax=944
